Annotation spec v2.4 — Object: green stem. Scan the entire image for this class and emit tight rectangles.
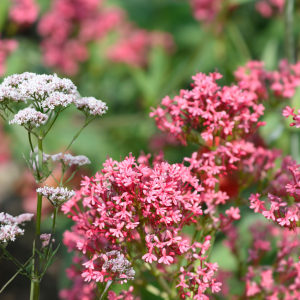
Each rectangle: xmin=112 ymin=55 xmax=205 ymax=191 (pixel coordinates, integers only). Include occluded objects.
xmin=43 ymin=112 xmax=59 ymax=138
xmin=285 ymin=0 xmax=295 ymax=64
xmin=0 ymin=255 xmax=34 ymax=293
xmin=38 ymin=129 xmax=43 ymax=177
xmin=284 ymin=0 xmax=298 ymax=161
xmin=0 ymin=244 xmax=28 ymax=272
xmin=63 ymin=116 xmax=95 ymax=153
xmin=36 ymin=194 xmax=43 ymax=236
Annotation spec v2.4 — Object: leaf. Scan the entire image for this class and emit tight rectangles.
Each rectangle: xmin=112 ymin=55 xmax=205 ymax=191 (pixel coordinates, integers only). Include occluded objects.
xmin=100 ymin=280 xmax=114 ymax=300
xmin=64 ymin=167 xmax=80 ymax=184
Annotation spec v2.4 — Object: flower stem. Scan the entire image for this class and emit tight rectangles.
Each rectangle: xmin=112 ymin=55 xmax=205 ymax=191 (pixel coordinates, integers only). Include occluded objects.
xmin=63 ymin=116 xmax=95 ymax=153
xmin=36 ymin=194 xmax=43 ymax=236
xmin=38 ymin=129 xmax=43 ymax=176
xmin=285 ymin=0 xmax=295 ymax=64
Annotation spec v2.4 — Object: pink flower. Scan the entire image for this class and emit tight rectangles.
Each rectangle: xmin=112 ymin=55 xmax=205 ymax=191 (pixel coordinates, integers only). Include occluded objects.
xmin=158 ymin=248 xmax=173 ymax=265
xmin=225 ymin=207 xmax=241 ymax=220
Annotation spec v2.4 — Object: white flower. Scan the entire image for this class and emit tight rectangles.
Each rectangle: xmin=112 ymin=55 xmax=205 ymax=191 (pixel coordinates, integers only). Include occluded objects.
xmin=0 ymin=212 xmax=33 ymax=244
xmin=42 ymin=92 xmax=76 ymax=110
xmin=36 ymin=186 xmax=76 ymax=207
xmin=74 ymin=97 xmax=108 ymax=116
xmin=0 ymin=73 xmax=77 ymax=104
xmin=9 ymin=107 xmax=48 ymax=127
xmin=51 ymin=153 xmax=91 ymax=167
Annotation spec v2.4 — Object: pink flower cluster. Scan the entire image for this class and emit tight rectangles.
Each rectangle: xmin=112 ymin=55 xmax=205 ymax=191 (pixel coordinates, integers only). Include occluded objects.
xmin=245 ymin=223 xmax=300 ymax=299
xmin=107 ymin=28 xmax=173 ymax=67
xmin=283 ymin=106 xmax=300 ymax=128
xmin=61 ymin=153 xmax=221 ymax=299
xmin=38 ymin=0 xmax=173 ymax=74
xmin=222 ymin=221 xmax=300 ymax=299
xmin=176 ymin=236 xmax=222 ymax=299
xmin=249 ymin=157 xmax=300 ymax=230
xmin=256 ymin=0 xmax=285 ymax=18
xmin=9 ymin=0 xmax=39 ymax=26
xmin=189 ymin=0 xmax=223 ymax=23
xmin=150 ymin=72 xmax=265 ymax=145
xmin=0 ymin=38 xmax=18 ymax=77
xmin=235 ymin=59 xmax=300 ymax=100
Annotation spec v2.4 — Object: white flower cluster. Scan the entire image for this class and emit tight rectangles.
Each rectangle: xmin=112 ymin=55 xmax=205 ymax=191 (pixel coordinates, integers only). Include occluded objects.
xmin=102 ymin=251 xmax=135 ymax=281
xmin=36 ymin=186 xmax=76 ymax=207
xmin=0 ymin=72 xmax=77 ymax=105
xmin=51 ymin=153 xmax=91 ymax=167
xmin=74 ymin=97 xmax=108 ymax=116
xmin=0 ymin=212 xmax=34 ymax=243
xmin=42 ymin=92 xmax=76 ymax=110
xmin=9 ymin=107 xmax=49 ymax=127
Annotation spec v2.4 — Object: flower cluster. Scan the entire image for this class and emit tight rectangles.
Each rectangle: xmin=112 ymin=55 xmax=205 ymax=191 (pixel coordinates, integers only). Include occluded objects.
xmin=40 ymin=233 xmax=55 ymax=248
xmin=9 ymin=107 xmax=49 ymax=128
xmin=0 ymin=212 xmax=33 ymax=244
xmin=248 ymin=157 xmax=300 ymax=230
xmin=9 ymin=0 xmax=39 ymax=26
xmin=74 ymin=97 xmax=108 ymax=116
xmin=51 ymin=153 xmax=91 ymax=167
xmin=61 ymin=154 xmax=222 ymax=299
xmin=82 ymin=250 xmax=135 ymax=284
xmin=256 ymin=0 xmax=285 ymax=18
xmin=176 ymin=236 xmax=222 ymax=299
xmin=0 ymin=38 xmax=18 ymax=77
xmin=107 ymin=28 xmax=174 ymax=67
xmin=38 ymin=0 xmax=173 ymax=74
xmin=150 ymin=72 xmax=265 ymax=145
xmin=189 ymin=0 xmax=223 ymax=23
xmin=0 ymin=72 xmax=77 ymax=105
xmin=283 ymin=106 xmax=300 ymax=128
xmin=37 ymin=186 xmax=76 ymax=207
xmin=235 ymin=59 xmax=300 ymax=100
xmin=42 ymin=92 xmax=77 ymax=110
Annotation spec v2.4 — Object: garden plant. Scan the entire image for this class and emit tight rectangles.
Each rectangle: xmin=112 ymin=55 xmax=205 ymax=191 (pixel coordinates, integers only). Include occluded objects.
xmin=1 ymin=0 xmax=300 ymax=300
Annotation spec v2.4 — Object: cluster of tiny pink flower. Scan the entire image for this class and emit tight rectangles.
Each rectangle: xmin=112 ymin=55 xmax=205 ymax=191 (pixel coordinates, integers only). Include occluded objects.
xmin=60 ymin=153 xmax=221 ymax=299
xmin=40 ymin=233 xmax=55 ymax=248
xmin=0 ymin=38 xmax=18 ymax=77
xmin=256 ymin=0 xmax=285 ymax=18
xmin=51 ymin=153 xmax=91 ymax=167
xmin=283 ymin=106 xmax=300 ymax=128
xmin=38 ymin=0 xmax=173 ymax=74
xmin=248 ymin=158 xmax=300 ymax=230
xmin=82 ymin=250 xmax=135 ymax=284
xmin=150 ymin=72 xmax=265 ymax=145
xmin=189 ymin=0 xmax=223 ymax=23
xmin=0 ymin=212 xmax=33 ymax=244
xmin=235 ymin=59 xmax=300 ymax=100
xmin=9 ymin=0 xmax=39 ymax=26
xmin=221 ymin=221 xmax=300 ymax=299
xmin=176 ymin=236 xmax=222 ymax=299
xmin=9 ymin=107 xmax=48 ymax=128
xmin=37 ymin=186 xmax=75 ymax=207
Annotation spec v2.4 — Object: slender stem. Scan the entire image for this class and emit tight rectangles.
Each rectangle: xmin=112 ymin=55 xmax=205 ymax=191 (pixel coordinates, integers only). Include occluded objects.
xmin=38 ymin=129 xmax=43 ymax=176
xmin=0 ymin=255 xmax=34 ymax=293
xmin=285 ymin=0 xmax=295 ymax=64
xmin=284 ymin=0 xmax=298 ymax=161
xmin=43 ymin=111 xmax=59 ymax=138
xmin=0 ymin=244 xmax=28 ymax=272
xmin=28 ymin=132 xmax=35 ymax=153
xmin=36 ymin=194 xmax=43 ymax=236
xmin=63 ymin=116 xmax=95 ymax=154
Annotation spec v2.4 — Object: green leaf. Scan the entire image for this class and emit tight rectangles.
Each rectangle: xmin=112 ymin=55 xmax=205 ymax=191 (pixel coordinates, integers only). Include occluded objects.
xmin=100 ymin=280 xmax=114 ymax=300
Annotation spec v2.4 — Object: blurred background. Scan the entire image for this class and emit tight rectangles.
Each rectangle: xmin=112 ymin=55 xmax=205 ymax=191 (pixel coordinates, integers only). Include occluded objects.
xmin=0 ymin=0 xmax=300 ymax=299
